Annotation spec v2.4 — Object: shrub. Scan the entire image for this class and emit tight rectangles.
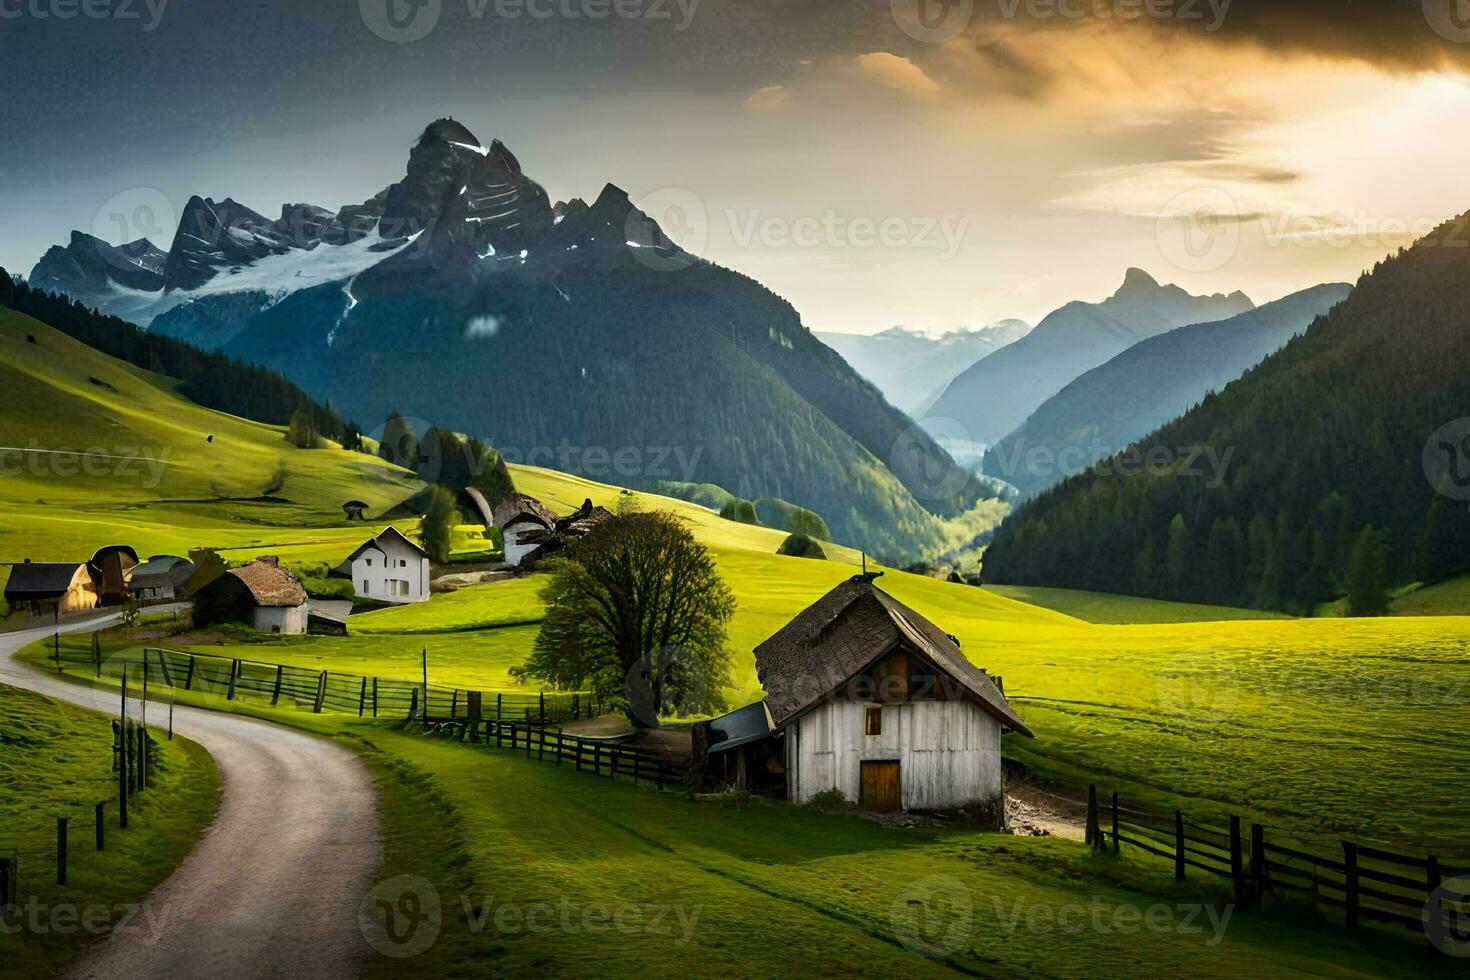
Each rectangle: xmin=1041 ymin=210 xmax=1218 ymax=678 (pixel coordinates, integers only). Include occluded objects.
xmin=719 ymin=498 xmax=760 ymax=525
xmin=807 ymin=788 xmax=849 ymax=812
xmin=777 ymin=533 xmax=826 ymax=560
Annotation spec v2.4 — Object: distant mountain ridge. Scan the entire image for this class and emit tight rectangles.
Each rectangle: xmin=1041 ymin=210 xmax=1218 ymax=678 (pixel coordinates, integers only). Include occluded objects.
xmin=927 ymin=269 xmax=1255 ymax=444
xmin=983 ymin=213 xmax=1470 ymax=613
xmin=987 ymin=282 xmax=1353 ymax=498
xmin=816 ymin=320 xmax=1031 ymax=415
xmin=27 ymin=117 xmax=998 ymax=561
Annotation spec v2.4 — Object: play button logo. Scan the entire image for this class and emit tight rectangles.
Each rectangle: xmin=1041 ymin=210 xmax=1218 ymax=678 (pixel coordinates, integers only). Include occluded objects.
xmin=1424 ymin=0 xmax=1470 ymax=42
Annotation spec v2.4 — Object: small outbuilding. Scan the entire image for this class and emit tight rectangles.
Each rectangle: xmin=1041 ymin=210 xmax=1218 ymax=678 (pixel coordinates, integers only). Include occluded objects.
xmin=88 ymin=545 xmax=139 ymax=606
xmin=128 ymin=555 xmax=197 ymax=603
xmin=752 ymin=572 xmax=1031 ymax=821
xmin=192 ymin=556 xmax=309 ymax=634
xmin=492 ymin=494 xmax=561 ymax=567
xmin=342 ymin=500 xmax=370 ymax=521
xmin=332 ymin=526 xmax=431 ymax=604
xmin=4 ymin=560 xmax=98 ymax=619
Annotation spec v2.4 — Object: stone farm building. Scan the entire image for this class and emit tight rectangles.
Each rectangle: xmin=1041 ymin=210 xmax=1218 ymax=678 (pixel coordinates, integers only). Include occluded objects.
xmin=193 ymin=556 xmax=309 ymax=634
xmin=492 ymin=494 xmax=561 ymax=567
xmin=332 ymin=526 xmax=431 ymax=604
xmin=739 ymin=573 xmax=1032 ymax=820
xmin=128 ymin=555 xmax=197 ymax=603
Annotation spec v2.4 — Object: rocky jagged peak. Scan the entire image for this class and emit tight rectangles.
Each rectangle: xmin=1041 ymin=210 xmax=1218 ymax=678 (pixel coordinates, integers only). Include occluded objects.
xmin=1113 ymin=266 xmax=1162 ymax=297
xmin=417 ymin=117 xmax=481 ymax=149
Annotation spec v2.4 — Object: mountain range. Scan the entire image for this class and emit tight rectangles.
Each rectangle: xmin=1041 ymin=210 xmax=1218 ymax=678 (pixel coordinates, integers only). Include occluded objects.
xmin=983 ymin=212 xmax=1470 ymax=612
xmin=986 ymin=282 xmax=1353 ymax=498
xmin=27 ymin=118 xmax=995 ymax=561
xmin=815 ymin=321 xmax=1031 ymax=415
xmin=926 ymin=269 xmax=1255 ymax=445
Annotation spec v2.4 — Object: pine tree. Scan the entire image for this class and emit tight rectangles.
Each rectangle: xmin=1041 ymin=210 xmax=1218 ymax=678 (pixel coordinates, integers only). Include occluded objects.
xmin=1165 ymin=514 xmax=1191 ymax=600
xmin=1346 ymin=526 xmax=1390 ymax=617
xmin=420 ymin=486 xmax=459 ymax=564
xmin=379 ymin=410 xmax=418 ymax=470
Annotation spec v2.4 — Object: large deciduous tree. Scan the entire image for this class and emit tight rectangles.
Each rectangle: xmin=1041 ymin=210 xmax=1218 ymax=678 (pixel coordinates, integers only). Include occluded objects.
xmin=514 ymin=511 xmax=734 ymax=726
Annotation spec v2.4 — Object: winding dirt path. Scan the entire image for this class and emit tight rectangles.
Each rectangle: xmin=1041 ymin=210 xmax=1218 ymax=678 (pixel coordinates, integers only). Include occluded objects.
xmin=0 ymin=614 xmax=381 ymax=979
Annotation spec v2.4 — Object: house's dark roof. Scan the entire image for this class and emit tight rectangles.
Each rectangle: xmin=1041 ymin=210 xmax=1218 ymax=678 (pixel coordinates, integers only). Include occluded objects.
xmin=493 ymin=494 xmax=557 ymax=530
xmin=4 ymin=562 xmax=87 ymax=600
xmin=341 ymin=527 xmax=428 ymax=564
xmin=88 ymin=544 xmax=139 ymax=572
xmin=227 ymin=557 xmax=307 ymax=607
xmin=556 ymin=499 xmax=614 ymax=536
xmin=753 ymin=575 xmax=1032 ymax=736
xmin=130 ymin=556 xmax=196 ymax=588
xmin=706 ymin=700 xmax=776 ymax=754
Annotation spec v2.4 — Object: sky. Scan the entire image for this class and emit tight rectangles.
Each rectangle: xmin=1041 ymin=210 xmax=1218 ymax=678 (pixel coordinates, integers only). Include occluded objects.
xmin=4 ymin=0 xmax=1470 ymax=333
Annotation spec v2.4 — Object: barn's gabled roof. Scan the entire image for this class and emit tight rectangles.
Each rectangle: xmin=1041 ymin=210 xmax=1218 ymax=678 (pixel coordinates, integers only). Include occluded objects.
xmin=4 ymin=562 xmax=88 ymax=600
xmin=341 ymin=526 xmax=428 ymax=563
xmin=705 ymin=700 xmax=776 ymax=754
xmin=130 ymin=555 xmax=196 ymax=587
xmin=753 ymin=574 xmax=1032 ymax=736
xmin=492 ymin=494 xmax=558 ymax=530
xmin=227 ymin=557 xmax=307 ymax=607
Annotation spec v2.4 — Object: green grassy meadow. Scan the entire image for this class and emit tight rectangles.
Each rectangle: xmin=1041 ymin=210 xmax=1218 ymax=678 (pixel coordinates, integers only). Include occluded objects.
xmin=984 ymin=585 xmax=1293 ymax=624
xmin=0 ymin=684 xmax=220 ymax=976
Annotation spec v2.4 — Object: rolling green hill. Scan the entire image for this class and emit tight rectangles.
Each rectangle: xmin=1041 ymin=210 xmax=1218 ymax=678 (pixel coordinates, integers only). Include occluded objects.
xmin=0 ymin=305 xmax=422 ymax=565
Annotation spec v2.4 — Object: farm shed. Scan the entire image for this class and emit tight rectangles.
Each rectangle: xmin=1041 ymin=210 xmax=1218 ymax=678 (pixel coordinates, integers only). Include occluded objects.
xmin=88 ymin=544 xmax=139 ymax=605
xmin=128 ymin=555 xmax=197 ymax=602
xmin=3 ymin=560 xmax=98 ymax=619
xmin=754 ymin=572 xmax=1031 ymax=821
xmin=492 ymin=494 xmax=561 ymax=567
xmin=192 ymin=556 xmax=309 ymax=634
xmin=332 ymin=526 xmax=431 ymax=604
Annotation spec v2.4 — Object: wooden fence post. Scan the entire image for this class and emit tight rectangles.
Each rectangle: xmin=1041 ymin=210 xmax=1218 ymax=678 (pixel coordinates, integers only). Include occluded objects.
xmin=313 ymin=671 xmax=328 ymax=713
xmin=1085 ymin=785 xmax=1099 ymax=850
xmin=409 ymin=688 xmax=419 ymax=721
xmin=226 ymin=659 xmax=239 ymax=701
xmin=539 ymin=692 xmax=546 ymax=723
xmin=118 ymin=678 xmax=129 ymax=829
xmin=1343 ymin=841 xmax=1359 ymax=928
xmin=450 ymin=690 xmax=458 ymax=720
xmin=56 ymin=817 xmax=67 ymax=885
xmin=53 ymin=631 xmax=61 ymax=674
xmin=372 ymin=677 xmax=379 ymax=718
xmin=95 ymin=802 xmax=106 ymax=851
xmin=359 ymin=677 xmax=368 ymax=717
xmin=1174 ymin=810 xmax=1185 ymax=880
xmin=93 ymin=632 xmax=102 ymax=677
xmin=0 ymin=858 xmax=10 ymax=907
xmin=594 ymin=743 xmax=602 ymax=777
xmin=1251 ymin=823 xmax=1268 ymax=899
xmin=137 ymin=726 xmax=148 ymax=791
xmin=1229 ymin=816 xmax=1246 ymax=906
xmin=497 ymin=693 xmax=503 ymax=721
xmin=157 ymin=648 xmax=173 ymax=687
xmin=184 ymin=654 xmax=196 ymax=691
xmin=1110 ymin=791 xmax=1119 ymax=856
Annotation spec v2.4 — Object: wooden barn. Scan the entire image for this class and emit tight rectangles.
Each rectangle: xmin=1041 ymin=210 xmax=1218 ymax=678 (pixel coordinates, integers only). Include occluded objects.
xmin=753 ymin=572 xmax=1031 ymax=820
xmin=3 ymin=560 xmax=98 ymax=619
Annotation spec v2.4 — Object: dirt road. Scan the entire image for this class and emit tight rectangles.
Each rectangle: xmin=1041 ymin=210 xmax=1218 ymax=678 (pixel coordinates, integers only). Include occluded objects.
xmin=0 ymin=615 xmax=381 ymax=979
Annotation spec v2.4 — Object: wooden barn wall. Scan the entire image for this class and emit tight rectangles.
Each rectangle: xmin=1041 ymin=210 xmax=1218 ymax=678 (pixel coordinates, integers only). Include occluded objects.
xmin=787 ymin=699 xmax=1002 ymax=810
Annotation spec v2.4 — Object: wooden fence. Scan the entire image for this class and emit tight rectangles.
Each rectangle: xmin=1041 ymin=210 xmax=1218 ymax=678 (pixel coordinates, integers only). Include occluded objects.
xmin=1084 ymin=785 xmax=1470 ymax=944
xmin=0 ymin=713 xmax=162 ymax=903
xmin=425 ymin=718 xmax=688 ymax=789
xmin=48 ymin=636 xmax=600 ymax=724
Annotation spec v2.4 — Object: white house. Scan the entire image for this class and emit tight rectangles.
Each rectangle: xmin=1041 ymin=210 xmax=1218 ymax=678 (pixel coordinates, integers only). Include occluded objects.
xmin=751 ymin=573 xmax=1032 ymax=821
xmin=336 ymin=527 xmax=431 ymax=604
xmin=492 ymin=495 xmax=559 ymax=567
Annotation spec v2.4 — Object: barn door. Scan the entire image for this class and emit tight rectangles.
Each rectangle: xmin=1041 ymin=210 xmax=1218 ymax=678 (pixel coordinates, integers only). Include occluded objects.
xmin=860 ymin=760 xmax=901 ymax=812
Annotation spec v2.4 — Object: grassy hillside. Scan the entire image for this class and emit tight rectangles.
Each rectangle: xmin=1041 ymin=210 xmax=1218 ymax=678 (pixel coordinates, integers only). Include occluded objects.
xmin=985 ymin=585 xmax=1292 ymax=624
xmin=0 ymin=306 xmax=422 ymax=563
xmin=0 ymin=684 xmax=219 ymax=975
xmin=1390 ymin=573 xmax=1470 ymax=616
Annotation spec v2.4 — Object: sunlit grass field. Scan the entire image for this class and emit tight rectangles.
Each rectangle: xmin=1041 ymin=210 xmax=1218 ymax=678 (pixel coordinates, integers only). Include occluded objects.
xmin=0 ymin=684 xmax=219 ymax=976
